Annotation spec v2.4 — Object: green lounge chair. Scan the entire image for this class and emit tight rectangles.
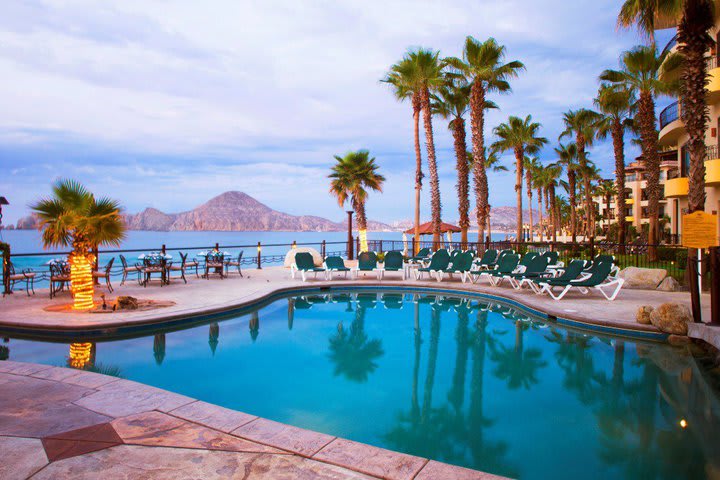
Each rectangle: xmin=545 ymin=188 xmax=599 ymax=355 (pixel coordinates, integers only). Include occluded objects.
xmin=541 ymin=251 xmax=561 ymax=267
xmin=325 ymin=256 xmax=350 ymax=279
xmin=488 ymin=252 xmax=537 ymax=286
xmin=291 ymin=252 xmax=327 ymax=281
xmin=474 ymin=254 xmax=520 ymax=284
xmin=474 ymin=249 xmax=498 ymax=271
xmin=506 ymin=255 xmax=551 ymax=289
xmin=353 ymin=251 xmax=379 ymax=278
xmin=415 ymin=249 xmax=451 ymax=280
xmin=378 ymin=251 xmax=405 ymax=280
xmin=537 ymin=261 xmax=625 ymax=301
xmin=410 ymin=247 xmax=431 ymax=262
xmin=529 ymin=259 xmax=587 ymax=294
xmin=438 ymin=251 xmax=474 ymax=283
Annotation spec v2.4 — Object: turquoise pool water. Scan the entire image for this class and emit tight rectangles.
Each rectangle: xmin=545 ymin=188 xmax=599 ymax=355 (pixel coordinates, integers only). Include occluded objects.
xmin=2 ymin=288 xmax=719 ymax=479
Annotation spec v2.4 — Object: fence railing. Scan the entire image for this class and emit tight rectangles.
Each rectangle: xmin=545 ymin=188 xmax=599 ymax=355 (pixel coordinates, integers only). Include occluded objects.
xmin=659 ymin=101 xmax=679 ymax=130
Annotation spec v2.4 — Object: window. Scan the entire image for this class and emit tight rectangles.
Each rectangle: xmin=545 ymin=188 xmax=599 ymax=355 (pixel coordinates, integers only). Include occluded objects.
xmin=681 ymin=144 xmax=690 ymax=177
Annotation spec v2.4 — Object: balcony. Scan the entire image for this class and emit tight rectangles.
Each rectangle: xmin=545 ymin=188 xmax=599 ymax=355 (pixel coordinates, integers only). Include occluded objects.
xmin=625 ymin=198 xmax=634 ymax=205
xmin=706 ymin=158 xmax=720 ymax=185
xmin=625 ymin=216 xmax=635 ymax=223
xmin=708 ymin=56 xmax=720 ymax=102
xmin=664 ymin=177 xmax=689 ymax=197
xmin=658 ymin=101 xmax=683 ymax=147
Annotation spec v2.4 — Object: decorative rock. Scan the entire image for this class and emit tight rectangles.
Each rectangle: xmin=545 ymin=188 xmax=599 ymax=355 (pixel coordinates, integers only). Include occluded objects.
xmin=667 ymin=334 xmax=691 ymax=346
xmin=283 ymin=247 xmax=323 ymax=268
xmin=649 ymin=303 xmax=693 ymax=335
xmin=656 ymin=276 xmax=681 ymax=292
xmin=636 ymin=305 xmax=654 ymax=325
xmin=116 ymin=296 xmax=138 ymax=310
xmin=618 ymin=267 xmax=667 ymax=289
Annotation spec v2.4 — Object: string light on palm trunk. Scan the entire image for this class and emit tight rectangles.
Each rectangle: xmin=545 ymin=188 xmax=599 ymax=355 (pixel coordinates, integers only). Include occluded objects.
xmin=70 ymin=251 xmax=95 ymax=310
xmin=68 ymin=342 xmax=93 ymax=368
xmin=359 ymin=229 xmax=368 ymax=253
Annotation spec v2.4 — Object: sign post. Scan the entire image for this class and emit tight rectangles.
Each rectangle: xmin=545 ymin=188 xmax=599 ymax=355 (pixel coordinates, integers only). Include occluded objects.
xmin=682 ymin=211 xmax=719 ymax=323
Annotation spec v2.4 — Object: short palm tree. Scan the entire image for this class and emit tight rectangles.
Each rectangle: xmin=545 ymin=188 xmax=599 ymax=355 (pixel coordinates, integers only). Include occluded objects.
xmin=559 ymin=108 xmax=602 ymax=239
xmin=31 ymin=179 xmax=125 ymax=310
xmin=329 ymin=150 xmax=385 ymax=253
xmin=619 ymin=0 xmax=715 ymax=214
xmin=601 ymin=45 xmax=680 ymax=260
xmin=446 ymin=37 xmax=524 ymax=246
xmin=492 ymin=115 xmax=548 ymax=242
xmin=432 ymin=79 xmax=471 ymax=247
xmin=594 ymin=84 xmax=635 ymax=245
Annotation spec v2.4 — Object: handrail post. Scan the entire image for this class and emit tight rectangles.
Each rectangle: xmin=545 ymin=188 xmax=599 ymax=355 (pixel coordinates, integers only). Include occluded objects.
xmin=162 ymin=244 xmax=166 ymax=255
xmin=214 ymin=243 xmax=219 ymax=252
xmin=379 ymin=240 xmax=383 ymax=253
xmin=257 ymin=242 xmax=262 ymax=269
xmin=356 ymin=236 xmax=360 ymax=255
xmin=321 ymin=240 xmax=326 ymax=258
xmin=2 ymin=243 xmax=10 ymax=296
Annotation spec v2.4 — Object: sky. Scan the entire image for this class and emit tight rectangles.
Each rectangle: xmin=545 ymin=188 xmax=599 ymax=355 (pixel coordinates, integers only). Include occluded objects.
xmin=0 ymin=0 xmax=676 ymax=225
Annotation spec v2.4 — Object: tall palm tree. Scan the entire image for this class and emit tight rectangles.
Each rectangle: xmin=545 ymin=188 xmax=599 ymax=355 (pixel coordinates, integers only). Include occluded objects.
xmin=559 ymin=109 xmax=602 ymax=239
xmin=579 ymin=161 xmax=603 ymax=236
xmin=523 ymin=156 xmax=541 ymax=242
xmin=533 ymin=163 xmax=548 ymax=240
xmin=596 ymin=180 xmax=619 ymax=235
xmin=329 ymin=150 xmax=385 ymax=253
xmin=468 ymin=148 xmax=507 ymax=238
xmin=432 ymin=79 xmax=471 ymax=247
xmin=555 ymin=143 xmax=580 ymax=242
xmin=382 ymin=57 xmax=425 ymax=251
xmin=594 ymin=84 xmax=635 ymax=245
xmin=492 ymin=116 xmax=548 ymax=242
xmin=32 ymin=179 xmax=125 ymax=310
xmin=544 ymin=163 xmax=563 ymax=242
xmin=447 ymin=37 xmax=525 ymax=247
xmin=601 ymin=46 xmax=680 ymax=260
xmin=619 ymin=0 xmax=715 ymax=214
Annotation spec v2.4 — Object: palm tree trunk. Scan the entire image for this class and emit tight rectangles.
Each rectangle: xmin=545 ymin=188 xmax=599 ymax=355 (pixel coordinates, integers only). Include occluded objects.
xmin=568 ymin=171 xmax=577 ymax=242
xmin=638 ymin=91 xmax=660 ymax=261
xmin=526 ymin=170 xmax=533 ymax=242
xmin=451 ymin=117 xmax=470 ymax=248
xmin=537 ymin=187 xmax=543 ymax=241
xmin=550 ymin=187 xmax=558 ymax=243
xmin=514 ymin=147 xmax=524 ymax=242
xmin=612 ymin=119 xmax=627 ymax=250
xmin=583 ymin=177 xmax=593 ymax=238
xmin=413 ymin=98 xmax=423 ymax=254
xmin=355 ymin=199 xmax=369 ymax=253
xmin=470 ymin=82 xmax=489 ymax=250
xmin=421 ymin=88 xmax=442 ymax=248
xmin=69 ymin=237 xmax=95 ymax=310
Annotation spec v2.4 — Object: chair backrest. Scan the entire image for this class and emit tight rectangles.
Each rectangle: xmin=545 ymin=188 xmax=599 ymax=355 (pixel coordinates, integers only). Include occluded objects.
xmin=179 ymin=252 xmax=188 ymax=267
xmin=237 ymin=251 xmax=243 ymax=263
xmin=8 ymin=260 xmax=16 ymax=276
xmin=325 ymin=256 xmax=345 ymax=269
xmin=428 ymin=249 xmax=451 ymax=270
xmin=295 ymin=252 xmax=315 ymax=270
xmin=586 ymin=254 xmax=615 ymax=271
xmin=542 ymin=251 xmax=559 ymax=265
xmin=384 ymin=251 xmax=404 ymax=270
xmin=358 ymin=251 xmax=377 ymax=270
xmin=524 ymin=254 xmax=549 ymax=274
xmin=416 ymin=247 xmax=431 ymax=258
xmin=104 ymin=257 xmax=115 ymax=273
xmin=575 ymin=261 xmax=612 ymax=286
xmin=452 ymin=251 xmax=474 ymax=272
xmin=495 ymin=249 xmax=514 ymax=265
xmin=479 ymin=249 xmax=498 ymax=266
xmin=557 ymin=260 xmax=587 ymax=281
xmin=518 ymin=251 xmax=539 ymax=268
xmin=119 ymin=254 xmax=129 ymax=269
xmin=496 ymin=254 xmax=520 ymax=273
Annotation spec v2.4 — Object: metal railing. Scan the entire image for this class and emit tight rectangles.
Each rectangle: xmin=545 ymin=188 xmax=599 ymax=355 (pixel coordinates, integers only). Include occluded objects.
xmin=659 ymin=101 xmax=679 ymax=130
xmin=706 ymin=55 xmax=718 ymax=71
xmin=707 ymin=144 xmax=719 ymax=161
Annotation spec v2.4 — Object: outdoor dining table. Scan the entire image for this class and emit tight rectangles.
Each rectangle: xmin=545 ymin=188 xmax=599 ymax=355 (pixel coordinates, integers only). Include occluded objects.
xmin=196 ymin=251 xmax=231 ymax=278
xmin=137 ymin=252 xmax=173 ymax=286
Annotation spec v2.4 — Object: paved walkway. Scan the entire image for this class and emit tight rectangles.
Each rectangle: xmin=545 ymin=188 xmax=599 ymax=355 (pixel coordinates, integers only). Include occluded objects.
xmin=0 ymin=360 xmax=502 ymax=480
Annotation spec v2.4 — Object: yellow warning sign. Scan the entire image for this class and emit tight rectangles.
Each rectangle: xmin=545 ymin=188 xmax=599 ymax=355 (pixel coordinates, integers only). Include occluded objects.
xmin=682 ymin=211 xmax=718 ymax=249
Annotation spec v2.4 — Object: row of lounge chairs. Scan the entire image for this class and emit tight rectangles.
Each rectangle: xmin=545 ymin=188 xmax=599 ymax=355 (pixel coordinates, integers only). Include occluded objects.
xmin=290 ymin=248 xmax=625 ymax=302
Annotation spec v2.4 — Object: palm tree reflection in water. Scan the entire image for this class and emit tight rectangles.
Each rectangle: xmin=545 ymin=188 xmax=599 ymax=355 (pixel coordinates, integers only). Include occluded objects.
xmin=153 ymin=334 xmax=165 ymax=366
xmin=490 ymin=318 xmax=547 ymax=390
xmin=249 ymin=312 xmax=259 ymax=342
xmin=208 ymin=323 xmax=219 ymax=355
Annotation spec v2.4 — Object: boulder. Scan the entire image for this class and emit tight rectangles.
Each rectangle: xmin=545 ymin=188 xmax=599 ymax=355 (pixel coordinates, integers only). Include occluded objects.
xmin=116 ymin=296 xmax=139 ymax=310
xmin=636 ymin=305 xmax=654 ymax=325
xmin=649 ymin=302 xmax=693 ymax=335
xmin=656 ymin=276 xmax=681 ymax=292
xmin=283 ymin=247 xmax=323 ymax=268
xmin=618 ymin=267 xmax=667 ymax=289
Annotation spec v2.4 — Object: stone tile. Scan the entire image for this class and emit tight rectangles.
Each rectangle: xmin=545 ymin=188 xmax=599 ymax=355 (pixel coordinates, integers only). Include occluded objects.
xmin=232 ymin=418 xmax=335 ymax=456
xmin=42 ymin=437 xmax=120 ymax=462
xmin=112 ymin=411 xmax=282 ymax=454
xmin=314 ymin=438 xmax=427 ymax=480
xmin=62 ymin=370 xmax=121 ymax=389
xmin=45 ymin=422 xmax=122 ymax=444
xmin=0 ymin=360 xmax=53 ymax=376
xmin=30 ymin=366 xmax=84 ymax=383
xmin=415 ymin=460 xmax=507 ymax=480
xmin=74 ymin=379 xmax=194 ymax=418
xmin=0 ymin=375 xmax=111 ymax=437
xmin=168 ymin=400 xmax=257 ymax=433
xmin=31 ymin=444 xmax=374 ymax=479
xmin=0 ymin=436 xmax=48 ymax=480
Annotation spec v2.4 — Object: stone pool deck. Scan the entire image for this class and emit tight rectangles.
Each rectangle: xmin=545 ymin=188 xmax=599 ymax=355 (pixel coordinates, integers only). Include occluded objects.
xmin=0 ymin=360 xmax=503 ymax=480
xmin=0 ymin=265 xmax=716 ymax=345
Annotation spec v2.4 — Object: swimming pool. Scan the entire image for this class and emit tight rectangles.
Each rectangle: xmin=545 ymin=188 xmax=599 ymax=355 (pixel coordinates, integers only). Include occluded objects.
xmin=2 ymin=288 xmax=718 ymax=479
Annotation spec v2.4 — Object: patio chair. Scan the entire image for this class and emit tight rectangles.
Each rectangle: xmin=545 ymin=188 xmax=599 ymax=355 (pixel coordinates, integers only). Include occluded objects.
xmin=183 ymin=253 xmax=200 ymax=278
xmin=487 ymin=252 xmax=539 ymax=287
xmin=409 ymin=247 xmax=431 ymax=262
xmin=167 ymin=252 xmax=189 ymax=284
xmin=585 ymin=254 xmax=618 ymax=275
xmin=325 ymin=256 xmax=350 ymax=279
xmin=535 ymin=261 xmax=625 ymax=301
xmin=291 ymin=252 xmax=327 ymax=281
xmin=353 ymin=251 xmax=379 ymax=279
xmin=437 ymin=251 xmax=474 ymax=283
xmin=6 ymin=261 xmax=35 ymax=296
xmin=203 ymin=253 xmax=225 ymax=279
xmin=505 ymin=254 xmax=550 ymax=289
xmin=119 ymin=255 xmax=141 ymax=286
xmin=473 ymin=249 xmax=498 ymax=271
xmin=141 ymin=257 xmax=168 ymax=287
xmin=471 ymin=253 xmax=520 ymax=284
xmin=528 ymin=259 xmax=588 ymax=294
xmin=415 ymin=249 xmax=450 ymax=280
xmin=540 ymin=251 xmax=563 ymax=268
xmin=92 ymin=257 xmax=115 ymax=292
xmin=225 ymin=252 xmax=244 ymax=277
xmin=378 ymin=251 xmax=404 ymax=280
xmin=49 ymin=262 xmax=70 ymax=298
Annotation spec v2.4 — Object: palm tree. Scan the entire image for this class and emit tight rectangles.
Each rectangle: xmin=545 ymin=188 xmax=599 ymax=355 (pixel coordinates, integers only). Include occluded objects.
xmin=524 ymin=156 xmax=541 ymax=242
xmin=447 ymin=37 xmax=525 ymax=247
xmin=559 ymin=109 xmax=602 ymax=239
xmin=544 ymin=163 xmax=563 ymax=241
xmin=533 ymin=163 xmax=548 ymax=240
xmin=581 ymin=162 xmax=603 ymax=235
xmin=432 ymin=79 xmax=471 ymax=247
xmin=468 ymin=148 xmax=507 ymax=238
xmin=31 ymin=179 xmax=125 ymax=310
xmin=596 ymin=180 xmax=618 ymax=235
xmin=329 ymin=150 xmax=385 ymax=253
xmin=554 ymin=143 xmax=580 ymax=242
xmin=619 ymin=0 xmax=714 ymax=214
xmin=492 ymin=116 xmax=548 ymax=242
xmin=595 ymin=84 xmax=635 ymax=245
xmin=382 ymin=57 xmax=425 ymax=251
xmin=601 ymin=46 xmax=680 ymax=260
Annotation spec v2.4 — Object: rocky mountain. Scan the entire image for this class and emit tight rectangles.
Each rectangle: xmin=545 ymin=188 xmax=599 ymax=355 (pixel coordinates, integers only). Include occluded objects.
xmin=14 ymin=213 xmax=40 ymax=230
xmin=124 ymin=191 xmax=393 ymax=232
